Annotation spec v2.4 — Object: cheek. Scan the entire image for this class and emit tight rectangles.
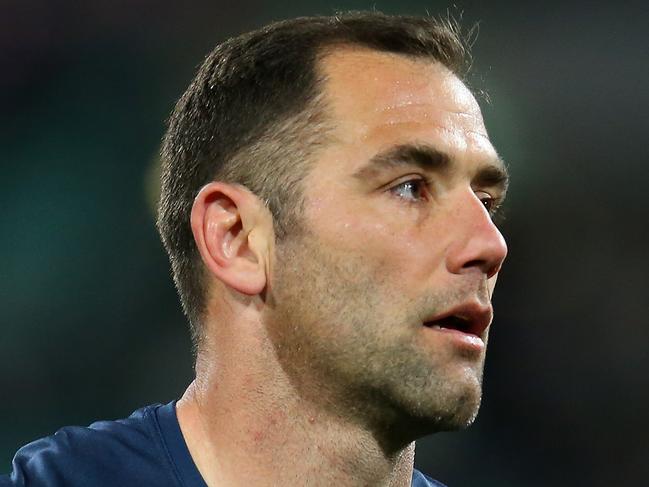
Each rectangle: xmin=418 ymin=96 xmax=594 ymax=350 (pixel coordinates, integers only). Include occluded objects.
xmin=315 ymin=203 xmax=448 ymax=284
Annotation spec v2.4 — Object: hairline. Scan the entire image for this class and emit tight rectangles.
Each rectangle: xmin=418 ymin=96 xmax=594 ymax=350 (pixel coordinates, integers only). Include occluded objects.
xmin=218 ymin=41 xmax=465 ymax=227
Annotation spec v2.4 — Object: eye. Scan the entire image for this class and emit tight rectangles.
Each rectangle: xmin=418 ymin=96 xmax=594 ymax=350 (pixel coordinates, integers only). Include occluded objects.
xmin=389 ymin=178 xmax=429 ymax=202
xmin=476 ymin=191 xmax=500 ymax=216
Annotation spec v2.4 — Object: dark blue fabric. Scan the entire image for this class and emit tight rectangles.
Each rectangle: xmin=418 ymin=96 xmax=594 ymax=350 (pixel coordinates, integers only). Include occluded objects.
xmin=1 ymin=402 xmax=445 ymax=486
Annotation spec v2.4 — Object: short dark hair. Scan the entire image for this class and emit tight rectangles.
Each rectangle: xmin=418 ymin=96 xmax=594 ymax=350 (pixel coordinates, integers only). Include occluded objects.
xmin=157 ymin=11 xmax=473 ymax=349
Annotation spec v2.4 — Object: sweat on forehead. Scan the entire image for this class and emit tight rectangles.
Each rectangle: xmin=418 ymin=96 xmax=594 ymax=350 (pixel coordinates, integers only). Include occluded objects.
xmin=319 ymin=47 xmax=481 ymax=117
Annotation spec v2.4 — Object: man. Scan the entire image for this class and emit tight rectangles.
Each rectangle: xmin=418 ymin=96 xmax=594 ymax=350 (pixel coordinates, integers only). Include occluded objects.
xmin=2 ymin=11 xmax=508 ymax=487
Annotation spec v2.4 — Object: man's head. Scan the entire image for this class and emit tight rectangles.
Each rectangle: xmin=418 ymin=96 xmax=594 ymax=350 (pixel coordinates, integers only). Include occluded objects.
xmin=157 ymin=12 xmax=473 ymax=346
xmin=264 ymin=47 xmax=507 ymax=443
xmin=158 ymin=12 xmax=507 ymax=441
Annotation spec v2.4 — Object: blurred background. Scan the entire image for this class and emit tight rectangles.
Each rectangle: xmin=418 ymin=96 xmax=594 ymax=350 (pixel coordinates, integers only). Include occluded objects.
xmin=2 ymin=1 xmax=648 ymax=485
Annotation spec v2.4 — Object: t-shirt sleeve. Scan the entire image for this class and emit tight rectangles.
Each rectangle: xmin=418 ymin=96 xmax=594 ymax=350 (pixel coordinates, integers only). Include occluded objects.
xmin=2 ymin=431 xmax=79 ymax=487
xmin=1 ymin=415 xmax=179 ymax=487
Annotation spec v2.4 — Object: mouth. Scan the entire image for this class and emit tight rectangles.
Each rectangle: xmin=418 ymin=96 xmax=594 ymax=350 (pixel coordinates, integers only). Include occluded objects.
xmin=423 ymin=302 xmax=492 ymax=339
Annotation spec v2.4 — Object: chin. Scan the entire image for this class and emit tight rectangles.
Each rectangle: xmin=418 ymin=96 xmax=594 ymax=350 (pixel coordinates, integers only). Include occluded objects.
xmin=376 ymin=390 xmax=481 ymax=450
xmin=395 ymin=376 xmax=484 ymax=436
xmin=423 ymin=394 xmax=481 ymax=433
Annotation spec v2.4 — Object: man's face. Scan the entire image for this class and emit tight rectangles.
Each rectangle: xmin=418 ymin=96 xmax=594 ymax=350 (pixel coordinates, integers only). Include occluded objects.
xmin=266 ymin=48 xmax=508 ymax=438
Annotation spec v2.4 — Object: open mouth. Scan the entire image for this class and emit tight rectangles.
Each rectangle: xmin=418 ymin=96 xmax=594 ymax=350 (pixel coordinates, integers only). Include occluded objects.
xmin=422 ymin=302 xmax=492 ymax=338
xmin=424 ymin=315 xmax=476 ymax=335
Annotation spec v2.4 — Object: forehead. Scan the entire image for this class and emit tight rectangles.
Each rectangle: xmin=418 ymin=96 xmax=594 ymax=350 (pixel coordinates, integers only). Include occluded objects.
xmin=317 ymin=47 xmax=496 ymax=165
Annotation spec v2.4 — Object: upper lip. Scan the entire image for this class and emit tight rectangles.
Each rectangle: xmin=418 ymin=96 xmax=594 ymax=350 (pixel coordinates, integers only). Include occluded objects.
xmin=423 ymin=301 xmax=493 ymax=337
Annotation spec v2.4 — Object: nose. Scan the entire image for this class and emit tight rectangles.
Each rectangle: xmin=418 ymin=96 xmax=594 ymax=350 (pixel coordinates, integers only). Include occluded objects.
xmin=446 ymin=191 xmax=508 ymax=278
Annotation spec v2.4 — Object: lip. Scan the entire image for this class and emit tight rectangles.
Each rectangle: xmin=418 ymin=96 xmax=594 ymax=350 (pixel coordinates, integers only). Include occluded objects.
xmin=423 ymin=301 xmax=493 ymax=340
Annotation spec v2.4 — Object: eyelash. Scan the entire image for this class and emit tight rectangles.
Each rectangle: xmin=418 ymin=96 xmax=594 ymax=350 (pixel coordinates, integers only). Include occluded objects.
xmin=388 ymin=177 xmax=503 ymax=219
xmin=388 ymin=177 xmax=431 ymax=203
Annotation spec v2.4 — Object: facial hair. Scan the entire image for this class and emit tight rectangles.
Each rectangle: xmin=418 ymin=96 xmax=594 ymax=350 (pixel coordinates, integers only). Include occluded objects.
xmin=264 ymin=227 xmax=487 ymax=448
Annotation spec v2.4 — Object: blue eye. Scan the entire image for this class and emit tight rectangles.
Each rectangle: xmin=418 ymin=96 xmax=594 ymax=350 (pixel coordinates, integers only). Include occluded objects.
xmin=390 ymin=179 xmax=427 ymax=201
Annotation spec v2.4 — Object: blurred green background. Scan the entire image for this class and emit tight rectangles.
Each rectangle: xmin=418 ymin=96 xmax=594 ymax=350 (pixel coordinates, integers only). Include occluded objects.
xmin=2 ymin=1 xmax=648 ymax=485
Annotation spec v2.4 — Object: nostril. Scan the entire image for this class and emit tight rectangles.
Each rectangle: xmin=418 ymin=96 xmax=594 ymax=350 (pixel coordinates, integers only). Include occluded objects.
xmin=462 ymin=258 xmax=492 ymax=275
xmin=461 ymin=258 xmax=502 ymax=278
xmin=462 ymin=259 xmax=484 ymax=269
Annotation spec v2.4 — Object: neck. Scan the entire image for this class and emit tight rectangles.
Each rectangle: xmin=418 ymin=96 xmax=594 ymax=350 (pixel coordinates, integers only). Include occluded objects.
xmin=176 ymin=333 xmax=416 ymax=487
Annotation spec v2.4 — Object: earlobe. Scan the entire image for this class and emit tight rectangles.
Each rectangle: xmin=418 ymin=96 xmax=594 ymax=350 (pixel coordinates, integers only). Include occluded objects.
xmin=191 ymin=182 xmax=269 ymax=296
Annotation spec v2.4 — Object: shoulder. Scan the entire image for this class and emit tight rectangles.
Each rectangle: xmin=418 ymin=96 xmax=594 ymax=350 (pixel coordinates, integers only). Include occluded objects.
xmin=2 ymin=404 xmax=177 ymax=487
xmin=412 ymin=468 xmax=449 ymax=487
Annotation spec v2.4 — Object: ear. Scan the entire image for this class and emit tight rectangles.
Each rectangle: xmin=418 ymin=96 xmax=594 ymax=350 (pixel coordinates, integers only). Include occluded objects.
xmin=190 ymin=182 xmax=271 ymax=296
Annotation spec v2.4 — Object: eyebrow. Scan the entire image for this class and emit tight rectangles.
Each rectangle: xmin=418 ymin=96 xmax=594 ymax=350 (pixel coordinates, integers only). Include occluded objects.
xmin=352 ymin=143 xmax=509 ymax=193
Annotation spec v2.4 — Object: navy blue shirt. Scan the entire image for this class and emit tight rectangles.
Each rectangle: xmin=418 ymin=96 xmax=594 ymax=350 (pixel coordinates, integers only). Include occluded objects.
xmin=1 ymin=402 xmax=446 ymax=486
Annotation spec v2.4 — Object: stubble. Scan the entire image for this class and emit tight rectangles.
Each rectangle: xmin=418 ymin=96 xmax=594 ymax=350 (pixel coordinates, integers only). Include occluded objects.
xmin=263 ymin=227 xmax=485 ymax=447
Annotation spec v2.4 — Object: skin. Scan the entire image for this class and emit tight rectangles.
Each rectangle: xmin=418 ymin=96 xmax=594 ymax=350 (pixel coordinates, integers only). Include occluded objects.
xmin=177 ymin=47 xmax=508 ymax=487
